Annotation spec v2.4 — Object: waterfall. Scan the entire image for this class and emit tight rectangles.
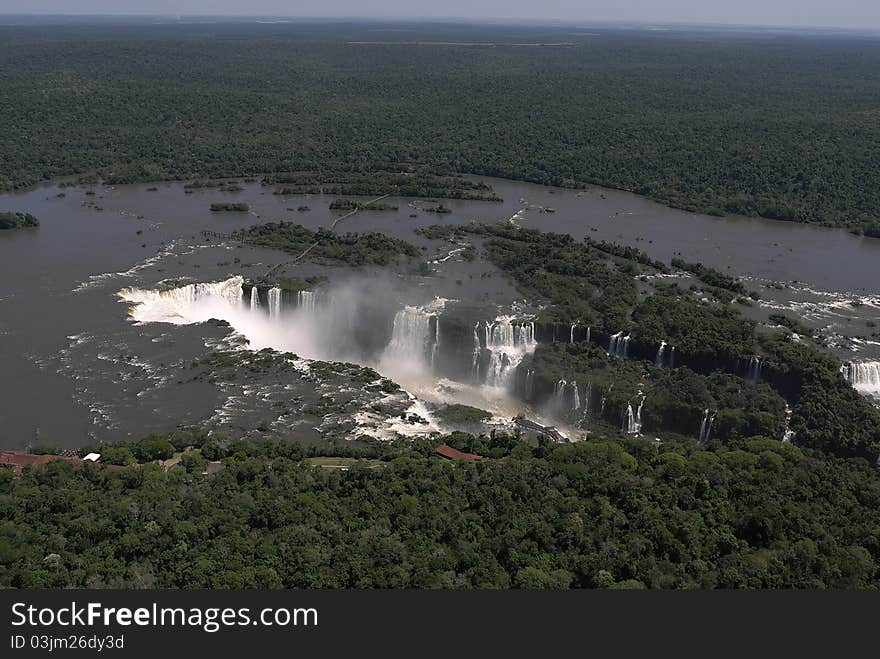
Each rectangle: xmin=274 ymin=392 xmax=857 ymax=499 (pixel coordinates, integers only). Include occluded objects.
xmin=570 ymin=323 xmax=576 ymax=344
xmin=842 ymin=361 xmax=880 ymax=396
xmin=748 ymin=356 xmax=762 ymax=382
xmin=586 ymin=327 xmax=591 ymax=345
xmin=655 ymin=341 xmax=667 ymax=367
xmin=382 ymin=306 xmax=435 ymax=372
xmin=268 ymin=287 xmax=282 ymax=320
xmin=608 ymin=332 xmax=630 ymax=358
xmin=483 ymin=317 xmax=537 ymax=388
xmin=698 ymin=409 xmax=715 ymax=443
xmin=296 ymin=290 xmax=316 ymax=312
xmin=524 ymin=368 xmax=535 ymax=400
xmin=583 ymin=382 xmax=592 ymax=415
xmin=554 ymin=379 xmax=567 ymax=396
xmin=472 ymin=323 xmax=481 ymax=377
xmin=669 ymin=346 xmax=676 ymax=368
xmin=430 ymin=316 xmax=440 ymax=370
xmin=119 ymin=276 xmax=246 ymax=324
xmin=249 ymin=286 xmax=259 ymax=311
xmin=609 ymin=332 xmax=621 ymax=354
xmin=624 ymin=396 xmax=644 ymax=435
xmin=781 ymin=404 xmax=795 ymax=442
xmin=571 ymin=380 xmax=580 ymax=411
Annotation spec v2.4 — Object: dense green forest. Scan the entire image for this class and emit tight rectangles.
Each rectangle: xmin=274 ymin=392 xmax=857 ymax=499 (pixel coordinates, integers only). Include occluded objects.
xmin=423 ymin=223 xmax=880 ymax=458
xmin=2 ymin=23 xmax=880 ymax=228
xmin=2 ymin=431 xmax=880 ymax=589
xmin=0 ymin=211 xmax=39 ymax=230
xmin=234 ymin=221 xmax=420 ymax=266
xmin=266 ymin=171 xmax=502 ymax=201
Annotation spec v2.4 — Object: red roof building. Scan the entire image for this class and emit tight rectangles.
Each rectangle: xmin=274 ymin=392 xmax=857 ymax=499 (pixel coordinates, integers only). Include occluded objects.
xmin=435 ymin=444 xmax=482 ymax=462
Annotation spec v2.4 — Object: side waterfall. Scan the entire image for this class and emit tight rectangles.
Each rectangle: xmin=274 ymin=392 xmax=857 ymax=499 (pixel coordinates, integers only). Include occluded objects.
xmin=249 ymin=286 xmax=260 ymax=311
xmin=482 ymin=317 xmax=537 ymax=388
xmin=748 ymin=356 xmax=762 ymax=382
xmin=842 ymin=361 xmax=880 ymax=396
xmin=698 ymin=409 xmax=715 ymax=443
xmin=655 ymin=341 xmax=667 ymax=367
xmin=608 ymin=332 xmax=630 ymax=358
xmin=624 ymin=396 xmax=644 ymax=435
xmin=268 ymin=287 xmax=282 ymax=320
xmin=296 ymin=290 xmax=316 ymax=312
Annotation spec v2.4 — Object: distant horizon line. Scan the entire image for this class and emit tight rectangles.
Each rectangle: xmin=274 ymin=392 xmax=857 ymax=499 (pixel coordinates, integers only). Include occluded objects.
xmin=1 ymin=14 xmax=879 ymax=34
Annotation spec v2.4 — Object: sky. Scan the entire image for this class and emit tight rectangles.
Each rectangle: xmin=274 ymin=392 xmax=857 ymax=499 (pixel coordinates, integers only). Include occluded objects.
xmin=1 ymin=1 xmax=879 ymax=31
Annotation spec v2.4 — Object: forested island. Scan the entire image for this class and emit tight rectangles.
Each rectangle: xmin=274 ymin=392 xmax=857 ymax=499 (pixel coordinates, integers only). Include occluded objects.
xmin=234 ymin=221 xmax=420 ymax=266
xmin=210 ymin=202 xmax=249 ymax=212
xmin=1 ymin=23 xmax=880 ymax=229
xmin=0 ymin=211 xmax=39 ymax=230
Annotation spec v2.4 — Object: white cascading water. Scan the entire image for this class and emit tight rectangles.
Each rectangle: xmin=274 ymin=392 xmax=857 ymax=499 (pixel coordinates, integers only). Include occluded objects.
xmin=570 ymin=323 xmax=576 ymax=344
xmin=268 ymin=287 xmax=282 ymax=320
xmin=523 ymin=368 xmax=535 ymax=400
xmin=119 ymin=276 xmax=246 ymax=325
xmin=378 ymin=298 xmax=446 ymax=382
xmin=608 ymin=332 xmax=630 ymax=358
xmin=782 ymin=404 xmax=795 ymax=442
xmin=554 ymin=379 xmax=567 ymax=409
xmin=748 ymin=356 xmax=762 ymax=382
xmin=669 ymin=346 xmax=676 ymax=368
xmin=482 ymin=317 xmax=537 ymax=388
xmin=571 ymin=381 xmax=580 ymax=411
xmin=431 ymin=315 xmax=440 ymax=370
xmin=250 ymin=286 xmax=259 ymax=311
xmin=381 ymin=306 xmax=435 ymax=376
xmin=624 ymin=396 xmax=644 ymax=435
xmin=698 ymin=409 xmax=715 ymax=443
xmin=471 ymin=323 xmax=481 ymax=377
xmin=842 ymin=361 xmax=880 ymax=396
xmin=297 ymin=290 xmax=316 ymax=312
xmin=655 ymin=341 xmax=667 ymax=367
xmin=586 ymin=327 xmax=591 ymax=345
xmin=583 ymin=382 xmax=592 ymax=415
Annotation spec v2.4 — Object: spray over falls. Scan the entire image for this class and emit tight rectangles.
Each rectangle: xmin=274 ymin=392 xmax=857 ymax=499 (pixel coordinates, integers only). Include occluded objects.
xmin=118 ymin=277 xmax=550 ymax=437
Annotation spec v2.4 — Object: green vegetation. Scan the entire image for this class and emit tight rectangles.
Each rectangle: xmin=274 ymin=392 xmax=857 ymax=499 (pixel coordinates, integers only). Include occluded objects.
xmin=768 ymin=313 xmax=812 ymax=336
xmin=459 ymin=224 xmax=640 ymax=330
xmin=759 ymin=334 xmax=880 ymax=459
xmin=435 ymin=404 xmax=492 ymax=425
xmin=631 ymin=285 xmax=756 ymax=369
xmin=329 ymin=198 xmax=398 ymax=212
xmin=234 ymin=221 xmax=419 ymax=266
xmin=185 ymin=180 xmax=242 ymax=191
xmin=419 ymin=223 xmax=880 ymax=459
xmin=267 ymin=171 xmax=501 ymax=201
xmin=2 ymin=433 xmax=880 ymax=588
xmin=671 ymin=258 xmax=754 ymax=297
xmin=210 ymin=202 xmax=249 ymax=212
xmin=2 ymin=24 xmax=880 ymax=228
xmin=0 ymin=211 xmax=39 ymax=230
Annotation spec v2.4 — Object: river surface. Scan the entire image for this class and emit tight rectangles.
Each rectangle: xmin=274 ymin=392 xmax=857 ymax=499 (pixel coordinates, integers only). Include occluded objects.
xmin=1 ymin=176 xmax=878 ymax=448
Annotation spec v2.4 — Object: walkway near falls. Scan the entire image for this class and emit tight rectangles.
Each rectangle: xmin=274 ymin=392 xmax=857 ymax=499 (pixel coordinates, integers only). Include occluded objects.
xmin=513 ymin=416 xmax=570 ymax=444
xmin=263 ymin=194 xmax=390 ymax=278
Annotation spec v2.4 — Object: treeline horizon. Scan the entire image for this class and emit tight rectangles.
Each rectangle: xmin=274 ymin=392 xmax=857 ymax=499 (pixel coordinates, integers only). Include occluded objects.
xmin=2 ymin=23 xmax=880 ymax=233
